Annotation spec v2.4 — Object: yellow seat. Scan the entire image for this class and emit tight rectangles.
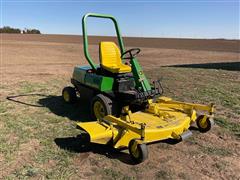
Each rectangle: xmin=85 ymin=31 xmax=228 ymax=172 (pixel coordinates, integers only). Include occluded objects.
xmin=99 ymin=42 xmax=131 ymax=73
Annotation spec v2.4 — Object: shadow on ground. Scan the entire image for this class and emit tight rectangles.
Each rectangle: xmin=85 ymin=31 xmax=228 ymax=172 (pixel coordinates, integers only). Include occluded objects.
xmin=38 ymin=95 xmax=92 ymax=122
xmin=6 ymin=94 xmax=92 ymax=122
xmin=6 ymin=94 xmax=47 ymax=107
xmin=166 ymin=61 xmax=240 ymax=71
xmin=54 ymin=136 xmax=136 ymax=165
xmin=54 ymin=134 xmax=183 ymax=165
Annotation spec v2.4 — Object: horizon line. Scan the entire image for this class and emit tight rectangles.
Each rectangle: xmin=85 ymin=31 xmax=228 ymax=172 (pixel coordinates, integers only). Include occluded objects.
xmin=2 ymin=33 xmax=239 ymax=41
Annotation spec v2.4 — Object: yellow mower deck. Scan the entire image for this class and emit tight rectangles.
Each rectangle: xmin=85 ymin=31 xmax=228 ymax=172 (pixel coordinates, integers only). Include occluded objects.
xmin=77 ymin=97 xmax=214 ymax=150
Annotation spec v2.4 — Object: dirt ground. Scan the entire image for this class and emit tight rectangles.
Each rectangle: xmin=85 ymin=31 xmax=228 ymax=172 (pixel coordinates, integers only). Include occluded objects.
xmin=1 ymin=34 xmax=239 ymax=87
xmin=0 ymin=34 xmax=239 ymax=179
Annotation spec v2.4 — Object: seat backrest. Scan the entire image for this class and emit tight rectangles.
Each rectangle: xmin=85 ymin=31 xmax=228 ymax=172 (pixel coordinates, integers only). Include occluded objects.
xmin=99 ymin=42 xmax=121 ymax=67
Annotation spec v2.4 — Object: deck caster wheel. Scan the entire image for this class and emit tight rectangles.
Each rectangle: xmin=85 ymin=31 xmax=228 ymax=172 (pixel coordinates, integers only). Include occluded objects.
xmin=128 ymin=139 xmax=148 ymax=164
xmin=196 ymin=115 xmax=214 ymax=133
xmin=62 ymin=86 xmax=77 ymax=104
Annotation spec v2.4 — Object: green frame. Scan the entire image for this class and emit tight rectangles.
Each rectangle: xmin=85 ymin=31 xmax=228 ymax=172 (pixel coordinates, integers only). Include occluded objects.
xmin=82 ymin=13 xmax=126 ymax=71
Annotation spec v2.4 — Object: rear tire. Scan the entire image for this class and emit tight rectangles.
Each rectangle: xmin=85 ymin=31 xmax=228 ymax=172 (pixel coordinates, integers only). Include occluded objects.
xmin=128 ymin=139 xmax=148 ymax=164
xmin=91 ymin=94 xmax=113 ymax=120
xmin=62 ymin=86 xmax=77 ymax=104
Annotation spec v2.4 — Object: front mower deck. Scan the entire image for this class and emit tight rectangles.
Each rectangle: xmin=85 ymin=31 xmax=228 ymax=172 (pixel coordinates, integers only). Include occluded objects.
xmin=77 ymin=97 xmax=214 ymax=150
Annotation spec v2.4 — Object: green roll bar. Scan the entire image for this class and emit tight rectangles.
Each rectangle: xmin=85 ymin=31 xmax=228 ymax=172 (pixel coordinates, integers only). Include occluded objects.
xmin=82 ymin=13 xmax=126 ymax=71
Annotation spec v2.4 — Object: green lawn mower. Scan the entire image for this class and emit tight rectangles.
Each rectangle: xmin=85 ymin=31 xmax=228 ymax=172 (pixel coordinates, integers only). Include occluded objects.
xmin=62 ymin=13 xmax=214 ymax=163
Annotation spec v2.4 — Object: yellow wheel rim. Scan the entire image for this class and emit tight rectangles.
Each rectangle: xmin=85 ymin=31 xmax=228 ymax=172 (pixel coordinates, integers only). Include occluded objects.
xmin=63 ymin=91 xmax=70 ymax=102
xmin=199 ymin=118 xmax=208 ymax=129
xmin=93 ymin=101 xmax=106 ymax=119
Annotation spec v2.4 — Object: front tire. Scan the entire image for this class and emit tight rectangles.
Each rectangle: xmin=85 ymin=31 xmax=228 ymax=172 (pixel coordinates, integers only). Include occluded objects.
xmin=91 ymin=94 xmax=113 ymax=120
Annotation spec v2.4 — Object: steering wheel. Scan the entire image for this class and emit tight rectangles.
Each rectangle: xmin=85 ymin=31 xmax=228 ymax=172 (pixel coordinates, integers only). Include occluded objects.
xmin=121 ymin=48 xmax=141 ymax=60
